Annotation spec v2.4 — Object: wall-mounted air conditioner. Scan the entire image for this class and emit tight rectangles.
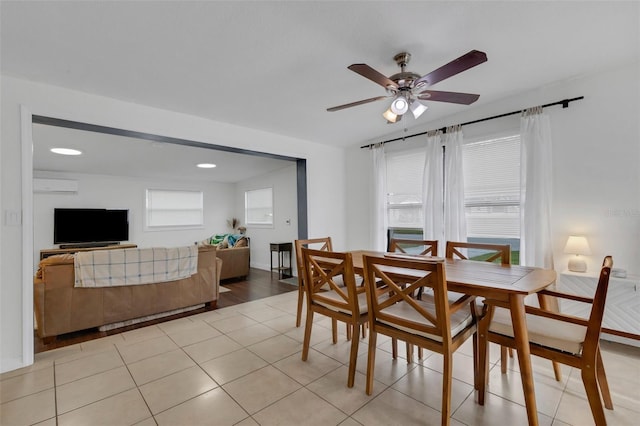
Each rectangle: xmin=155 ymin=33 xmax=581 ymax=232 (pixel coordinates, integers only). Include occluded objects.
xmin=33 ymin=178 xmax=79 ymax=193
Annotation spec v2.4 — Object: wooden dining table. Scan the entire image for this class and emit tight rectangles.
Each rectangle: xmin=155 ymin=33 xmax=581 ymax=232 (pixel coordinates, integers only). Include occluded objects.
xmin=348 ymin=250 xmax=557 ymax=426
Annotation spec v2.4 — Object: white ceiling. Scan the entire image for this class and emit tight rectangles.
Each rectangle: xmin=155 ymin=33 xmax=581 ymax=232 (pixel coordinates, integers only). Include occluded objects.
xmin=2 ymin=1 xmax=639 ymax=180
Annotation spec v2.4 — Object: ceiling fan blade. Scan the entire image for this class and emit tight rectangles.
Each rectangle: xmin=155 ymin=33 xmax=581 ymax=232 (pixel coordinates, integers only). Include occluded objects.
xmin=348 ymin=64 xmax=399 ymax=90
xmin=327 ymin=96 xmax=389 ymax=112
xmin=417 ymin=90 xmax=480 ymax=105
xmin=414 ymin=50 xmax=487 ymax=88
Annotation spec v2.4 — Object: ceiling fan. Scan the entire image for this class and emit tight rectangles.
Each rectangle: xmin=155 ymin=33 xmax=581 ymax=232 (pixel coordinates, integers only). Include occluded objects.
xmin=327 ymin=50 xmax=487 ymax=123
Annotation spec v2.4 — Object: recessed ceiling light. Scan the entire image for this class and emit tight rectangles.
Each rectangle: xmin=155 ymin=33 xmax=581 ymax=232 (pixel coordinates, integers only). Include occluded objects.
xmin=197 ymin=163 xmax=216 ymax=169
xmin=51 ymin=148 xmax=82 ymax=156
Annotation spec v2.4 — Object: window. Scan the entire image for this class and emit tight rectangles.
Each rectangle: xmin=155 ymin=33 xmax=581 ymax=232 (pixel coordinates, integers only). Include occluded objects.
xmin=145 ymin=189 xmax=203 ymax=229
xmin=462 ymin=134 xmax=521 ymax=263
xmin=386 ymin=149 xmax=426 ymax=229
xmin=245 ymin=187 xmax=273 ymax=226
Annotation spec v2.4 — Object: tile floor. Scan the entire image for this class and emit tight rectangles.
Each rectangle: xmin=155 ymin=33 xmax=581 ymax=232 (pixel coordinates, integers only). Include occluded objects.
xmin=2 ymin=291 xmax=639 ymax=425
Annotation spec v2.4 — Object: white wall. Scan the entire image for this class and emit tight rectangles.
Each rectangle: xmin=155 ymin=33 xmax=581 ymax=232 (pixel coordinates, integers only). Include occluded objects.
xmin=1 ymin=75 xmax=346 ymax=372
xmin=32 ymin=171 xmax=235 ymax=270
xmin=346 ymin=61 xmax=640 ymax=276
xmin=235 ymin=164 xmax=298 ymax=271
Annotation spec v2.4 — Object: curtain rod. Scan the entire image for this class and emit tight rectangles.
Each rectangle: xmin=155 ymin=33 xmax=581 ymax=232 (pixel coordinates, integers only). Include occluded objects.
xmin=360 ymin=96 xmax=584 ymax=149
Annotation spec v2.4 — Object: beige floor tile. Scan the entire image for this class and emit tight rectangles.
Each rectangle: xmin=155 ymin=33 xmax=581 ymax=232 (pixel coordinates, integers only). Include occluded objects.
xmin=120 ymin=324 xmax=166 ymax=345
xmin=452 ymin=391 xmax=553 ymax=426
xmin=165 ymin=320 xmax=222 ymax=347
xmin=54 ymin=347 xmax=124 ymax=385
xmin=222 ymin=365 xmax=301 ymax=414
xmin=33 ymin=417 xmax=57 ymax=426
xmin=154 ymin=387 xmax=248 ymax=426
xmin=253 ymin=387 xmax=347 ymax=426
xmin=338 ymin=417 xmax=364 ymax=426
xmin=226 ymin=323 xmax=281 ymax=347
xmin=391 ymin=363 xmax=474 ymax=414
xmin=353 ymin=388 xmax=458 ymax=426
xmin=234 ymin=416 xmax=260 ymax=426
xmin=208 ymin=314 xmax=258 ymax=333
xmin=33 ymin=344 xmax=82 ymax=365
xmin=273 ymin=348 xmax=342 ymax=385
xmin=246 ymin=334 xmax=301 ymax=363
xmin=132 ymin=417 xmax=158 ymax=426
xmin=156 ymin=316 xmax=199 ymax=334
xmin=421 ymin=350 xmax=477 ymax=387
xmin=262 ymin=313 xmax=298 ymax=333
xmin=57 ymin=388 xmax=151 ymax=426
xmin=355 ymin=349 xmax=416 ymax=387
xmin=312 ymin=337 xmax=368 ymax=364
xmin=0 ymin=388 xmax=55 ymax=426
xmin=138 ymin=365 xmax=217 ymax=414
xmin=56 ymin=366 xmax=136 ymax=414
xmin=285 ymin=321 xmax=338 ymax=345
xmin=128 ymin=348 xmax=195 ymax=385
xmin=199 ymin=348 xmax=268 ymax=385
xmin=486 ymin=361 xmax=566 ymax=418
xmin=182 ymin=334 xmax=243 ymax=364
xmin=117 ymin=335 xmax=179 ymax=364
xmin=241 ymin=306 xmax=290 ymax=322
xmin=0 ymin=358 xmax=53 ymax=381
xmin=80 ymin=333 xmax=125 ymax=352
xmin=307 ymin=366 xmax=385 ymax=415
xmin=0 ymin=365 xmax=54 ymax=403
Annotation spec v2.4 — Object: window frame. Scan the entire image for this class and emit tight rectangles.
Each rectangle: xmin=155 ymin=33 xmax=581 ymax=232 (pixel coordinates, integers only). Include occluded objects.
xmin=144 ymin=188 xmax=204 ymax=231
xmin=245 ymin=187 xmax=274 ymax=228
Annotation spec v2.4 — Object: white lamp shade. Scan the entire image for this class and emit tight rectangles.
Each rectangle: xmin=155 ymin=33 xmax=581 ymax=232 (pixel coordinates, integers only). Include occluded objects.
xmin=410 ymin=100 xmax=428 ymax=119
xmin=382 ymin=108 xmax=398 ymax=123
xmin=564 ymin=235 xmax=591 ymax=255
xmin=390 ymin=96 xmax=409 ymax=115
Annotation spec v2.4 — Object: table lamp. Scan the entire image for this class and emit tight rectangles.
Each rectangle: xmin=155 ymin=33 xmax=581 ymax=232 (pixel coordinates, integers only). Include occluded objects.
xmin=564 ymin=235 xmax=591 ymax=272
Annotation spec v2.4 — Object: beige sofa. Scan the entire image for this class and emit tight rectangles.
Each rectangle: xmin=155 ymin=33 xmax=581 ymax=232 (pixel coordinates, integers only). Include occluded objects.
xmin=213 ymin=246 xmax=250 ymax=280
xmin=34 ymin=246 xmax=221 ymax=341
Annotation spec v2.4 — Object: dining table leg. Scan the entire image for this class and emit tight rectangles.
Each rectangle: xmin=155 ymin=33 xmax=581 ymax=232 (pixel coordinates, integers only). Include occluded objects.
xmin=509 ymin=294 xmax=539 ymax=426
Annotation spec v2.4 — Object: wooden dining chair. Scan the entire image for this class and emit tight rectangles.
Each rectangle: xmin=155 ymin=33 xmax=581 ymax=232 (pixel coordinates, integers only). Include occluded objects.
xmin=362 ymin=255 xmax=477 ymax=426
xmin=388 ymin=238 xmax=439 ymax=361
xmin=389 ymin=238 xmax=438 ymax=256
xmin=446 ymin=240 xmax=562 ymax=381
xmin=294 ymin=237 xmax=333 ymax=328
xmin=478 ymin=256 xmax=614 ymax=425
xmin=301 ymin=247 xmax=368 ymax=387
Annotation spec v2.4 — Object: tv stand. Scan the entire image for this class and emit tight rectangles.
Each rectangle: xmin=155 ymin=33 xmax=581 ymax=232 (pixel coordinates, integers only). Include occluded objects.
xmin=59 ymin=242 xmax=120 ymax=249
xmin=40 ymin=243 xmax=137 ymax=260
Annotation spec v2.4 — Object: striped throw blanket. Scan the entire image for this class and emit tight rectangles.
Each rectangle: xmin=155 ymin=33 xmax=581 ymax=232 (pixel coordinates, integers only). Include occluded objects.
xmin=74 ymin=245 xmax=198 ymax=288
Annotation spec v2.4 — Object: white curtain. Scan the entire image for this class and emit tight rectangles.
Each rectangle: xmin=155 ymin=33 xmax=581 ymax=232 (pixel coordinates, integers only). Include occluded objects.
xmin=371 ymin=143 xmax=388 ymax=251
xmin=443 ymin=125 xmax=468 ymax=245
xmin=422 ymin=130 xmax=444 ymax=254
xmin=520 ymin=106 xmax=554 ymax=268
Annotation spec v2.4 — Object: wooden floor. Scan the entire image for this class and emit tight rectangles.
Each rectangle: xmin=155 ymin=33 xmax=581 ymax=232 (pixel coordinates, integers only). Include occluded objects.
xmin=34 ymin=268 xmax=297 ymax=353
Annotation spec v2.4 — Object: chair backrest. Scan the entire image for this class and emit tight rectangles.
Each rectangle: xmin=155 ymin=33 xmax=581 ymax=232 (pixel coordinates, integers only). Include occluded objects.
xmin=302 ymin=247 xmax=361 ymax=314
xmin=294 ymin=237 xmax=333 ymax=284
xmin=362 ymin=255 xmax=452 ymax=343
xmin=389 ymin=239 xmax=439 ymax=257
xmin=446 ymin=241 xmax=511 ymax=265
xmin=583 ymin=256 xmax=613 ymax=354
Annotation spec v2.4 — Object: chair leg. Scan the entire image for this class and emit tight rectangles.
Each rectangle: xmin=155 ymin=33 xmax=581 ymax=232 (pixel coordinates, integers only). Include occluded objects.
xmin=346 ymin=323 xmax=352 ymax=341
xmin=501 ymin=345 xmax=508 ymax=374
xmin=366 ymin=329 xmax=377 ymax=395
xmin=552 ymin=360 xmax=563 ymax=382
xmin=332 ymin=318 xmax=338 ymax=344
xmin=391 ymin=337 xmax=398 ymax=359
xmin=347 ymin=322 xmax=361 ymax=388
xmin=361 ymin=322 xmax=367 ymax=339
xmin=441 ymin=352 xmax=453 ymax=426
xmin=406 ymin=343 xmax=413 ymax=364
xmin=581 ymin=367 xmax=608 ymax=426
xmin=418 ymin=347 xmax=423 ymax=359
xmin=296 ymin=286 xmax=304 ymax=327
xmin=478 ymin=308 xmax=494 ymax=405
xmin=301 ymin=309 xmax=314 ymax=361
xmin=596 ymin=348 xmax=614 ymax=410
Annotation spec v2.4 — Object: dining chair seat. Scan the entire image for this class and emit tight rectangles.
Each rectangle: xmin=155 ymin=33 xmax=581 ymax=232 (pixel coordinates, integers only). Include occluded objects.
xmin=315 ymin=290 xmax=369 ymax=315
xmin=489 ymin=306 xmax=586 ymax=354
xmin=379 ymin=298 xmax=474 ymax=342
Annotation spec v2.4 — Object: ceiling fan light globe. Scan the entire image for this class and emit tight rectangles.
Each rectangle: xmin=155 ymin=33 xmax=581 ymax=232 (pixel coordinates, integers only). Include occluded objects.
xmin=390 ymin=97 xmax=409 ymax=115
xmin=410 ymin=101 xmax=428 ymax=119
xmin=382 ymin=108 xmax=398 ymax=123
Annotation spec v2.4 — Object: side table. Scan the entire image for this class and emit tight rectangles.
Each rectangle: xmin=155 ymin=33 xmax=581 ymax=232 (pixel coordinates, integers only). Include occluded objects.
xmin=270 ymin=242 xmax=293 ymax=279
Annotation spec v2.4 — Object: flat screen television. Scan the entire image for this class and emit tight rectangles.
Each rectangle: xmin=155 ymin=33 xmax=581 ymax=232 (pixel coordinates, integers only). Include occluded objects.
xmin=54 ymin=208 xmax=129 ymax=246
